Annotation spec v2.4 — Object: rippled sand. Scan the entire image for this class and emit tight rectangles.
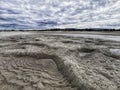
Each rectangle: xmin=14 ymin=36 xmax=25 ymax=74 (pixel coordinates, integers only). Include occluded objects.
xmin=0 ymin=31 xmax=120 ymax=90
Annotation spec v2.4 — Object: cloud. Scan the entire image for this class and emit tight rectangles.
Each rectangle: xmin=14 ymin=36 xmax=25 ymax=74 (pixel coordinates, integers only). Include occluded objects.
xmin=0 ymin=0 xmax=120 ymax=29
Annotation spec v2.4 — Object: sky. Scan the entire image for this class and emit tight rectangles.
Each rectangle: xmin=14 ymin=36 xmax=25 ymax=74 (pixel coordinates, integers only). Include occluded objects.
xmin=0 ymin=0 xmax=120 ymax=30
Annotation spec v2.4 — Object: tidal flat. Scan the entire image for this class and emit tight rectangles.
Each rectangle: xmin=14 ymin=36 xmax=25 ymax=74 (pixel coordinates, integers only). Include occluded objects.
xmin=0 ymin=31 xmax=120 ymax=90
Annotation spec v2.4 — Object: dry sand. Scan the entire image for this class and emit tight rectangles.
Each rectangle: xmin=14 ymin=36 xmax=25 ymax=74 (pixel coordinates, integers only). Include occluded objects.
xmin=0 ymin=31 xmax=120 ymax=90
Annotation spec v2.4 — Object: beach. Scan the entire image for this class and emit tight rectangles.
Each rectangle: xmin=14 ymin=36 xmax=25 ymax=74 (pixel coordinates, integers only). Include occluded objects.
xmin=0 ymin=31 xmax=120 ymax=90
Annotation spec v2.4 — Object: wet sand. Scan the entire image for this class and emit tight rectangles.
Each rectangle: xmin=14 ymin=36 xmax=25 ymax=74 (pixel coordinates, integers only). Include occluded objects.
xmin=0 ymin=31 xmax=120 ymax=90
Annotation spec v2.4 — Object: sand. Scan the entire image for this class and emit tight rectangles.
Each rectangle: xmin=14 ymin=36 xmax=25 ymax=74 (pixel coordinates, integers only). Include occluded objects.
xmin=0 ymin=31 xmax=120 ymax=90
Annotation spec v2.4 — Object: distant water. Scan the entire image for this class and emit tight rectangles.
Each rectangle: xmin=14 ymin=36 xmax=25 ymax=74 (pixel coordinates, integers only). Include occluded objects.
xmin=49 ymin=33 xmax=120 ymax=42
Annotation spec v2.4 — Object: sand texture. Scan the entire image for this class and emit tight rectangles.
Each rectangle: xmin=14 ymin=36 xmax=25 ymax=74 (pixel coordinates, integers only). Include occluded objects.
xmin=0 ymin=31 xmax=120 ymax=90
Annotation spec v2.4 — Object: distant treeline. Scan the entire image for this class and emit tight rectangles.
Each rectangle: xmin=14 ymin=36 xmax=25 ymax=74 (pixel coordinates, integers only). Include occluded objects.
xmin=0 ymin=28 xmax=120 ymax=31
xmin=39 ymin=28 xmax=120 ymax=31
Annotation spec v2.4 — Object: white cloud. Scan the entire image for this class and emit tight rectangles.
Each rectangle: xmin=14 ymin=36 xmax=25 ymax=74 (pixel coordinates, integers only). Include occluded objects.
xmin=0 ymin=0 xmax=120 ymax=29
